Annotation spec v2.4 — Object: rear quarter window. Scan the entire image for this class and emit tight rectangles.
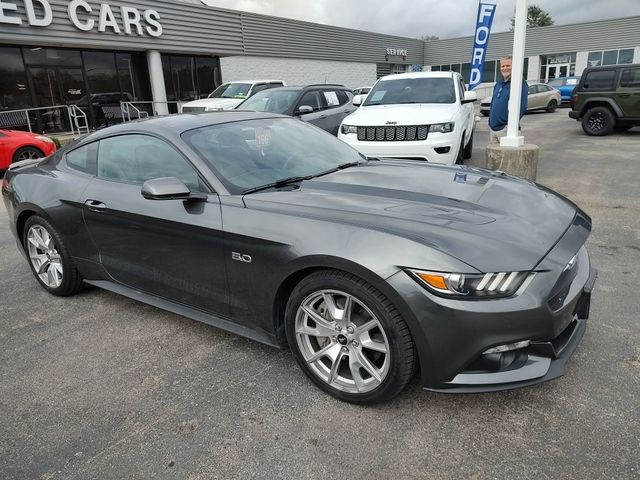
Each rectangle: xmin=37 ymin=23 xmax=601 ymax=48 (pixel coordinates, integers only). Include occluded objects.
xmin=582 ymin=70 xmax=616 ymax=91
xmin=65 ymin=141 xmax=98 ymax=175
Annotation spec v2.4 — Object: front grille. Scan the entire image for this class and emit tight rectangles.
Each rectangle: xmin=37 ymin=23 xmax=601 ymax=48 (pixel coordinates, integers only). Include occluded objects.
xmin=182 ymin=106 xmax=207 ymax=113
xmin=357 ymin=125 xmax=429 ymax=141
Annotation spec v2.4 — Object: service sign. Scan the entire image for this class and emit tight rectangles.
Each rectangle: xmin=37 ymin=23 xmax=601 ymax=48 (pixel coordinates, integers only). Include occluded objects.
xmin=0 ymin=0 xmax=163 ymax=37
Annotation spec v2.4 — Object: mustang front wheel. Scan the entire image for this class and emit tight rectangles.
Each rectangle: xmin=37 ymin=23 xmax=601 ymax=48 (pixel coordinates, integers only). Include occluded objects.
xmin=285 ymin=270 xmax=416 ymax=403
xmin=23 ymin=216 xmax=84 ymax=296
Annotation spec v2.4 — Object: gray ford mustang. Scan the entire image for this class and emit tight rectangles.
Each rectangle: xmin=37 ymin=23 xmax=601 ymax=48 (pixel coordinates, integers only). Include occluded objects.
xmin=2 ymin=112 xmax=596 ymax=403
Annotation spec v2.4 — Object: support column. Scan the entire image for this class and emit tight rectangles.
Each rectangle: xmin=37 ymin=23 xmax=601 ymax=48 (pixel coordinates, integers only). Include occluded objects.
xmin=146 ymin=50 xmax=169 ymax=115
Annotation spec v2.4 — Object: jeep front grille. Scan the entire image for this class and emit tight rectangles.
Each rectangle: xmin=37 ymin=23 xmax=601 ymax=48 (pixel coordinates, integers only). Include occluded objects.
xmin=357 ymin=125 xmax=429 ymax=142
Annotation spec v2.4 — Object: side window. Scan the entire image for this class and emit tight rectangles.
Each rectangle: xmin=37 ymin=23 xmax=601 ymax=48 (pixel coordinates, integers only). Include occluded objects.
xmin=619 ymin=68 xmax=640 ymax=88
xmin=528 ymin=85 xmax=538 ymax=95
xmin=297 ymin=91 xmax=323 ymax=112
xmin=583 ymin=70 xmax=616 ymax=90
xmin=250 ymin=83 xmax=269 ymax=95
xmin=66 ymin=141 xmax=98 ymax=175
xmin=97 ymin=134 xmax=202 ymax=191
xmin=322 ymin=90 xmax=342 ymax=109
xmin=335 ymin=90 xmax=349 ymax=105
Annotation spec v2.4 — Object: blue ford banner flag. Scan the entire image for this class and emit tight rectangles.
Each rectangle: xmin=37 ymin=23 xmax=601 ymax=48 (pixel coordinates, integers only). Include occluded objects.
xmin=469 ymin=2 xmax=497 ymax=90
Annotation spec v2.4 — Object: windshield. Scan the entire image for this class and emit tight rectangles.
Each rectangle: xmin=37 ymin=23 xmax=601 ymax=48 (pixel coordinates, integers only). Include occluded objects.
xmin=236 ymin=90 xmax=299 ymax=114
xmin=364 ymin=77 xmax=456 ymax=106
xmin=208 ymin=83 xmax=252 ymax=99
xmin=548 ymin=79 xmax=565 ymax=87
xmin=182 ymin=118 xmax=364 ymax=194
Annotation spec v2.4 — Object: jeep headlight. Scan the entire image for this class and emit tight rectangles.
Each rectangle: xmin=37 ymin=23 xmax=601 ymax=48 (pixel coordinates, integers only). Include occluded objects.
xmin=430 ymin=122 xmax=454 ymax=134
xmin=341 ymin=124 xmax=358 ymax=134
xmin=407 ymin=269 xmax=531 ymax=298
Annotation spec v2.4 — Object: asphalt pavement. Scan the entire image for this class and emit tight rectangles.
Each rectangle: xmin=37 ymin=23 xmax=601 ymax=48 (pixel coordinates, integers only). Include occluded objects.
xmin=1 ymin=110 xmax=639 ymax=479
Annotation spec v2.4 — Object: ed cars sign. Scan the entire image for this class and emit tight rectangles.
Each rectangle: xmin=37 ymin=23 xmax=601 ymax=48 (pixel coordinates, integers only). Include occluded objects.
xmin=0 ymin=0 xmax=162 ymax=37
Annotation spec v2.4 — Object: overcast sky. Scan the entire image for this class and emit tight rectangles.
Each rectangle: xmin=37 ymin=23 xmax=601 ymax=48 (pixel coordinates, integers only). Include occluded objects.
xmin=200 ymin=0 xmax=640 ymax=39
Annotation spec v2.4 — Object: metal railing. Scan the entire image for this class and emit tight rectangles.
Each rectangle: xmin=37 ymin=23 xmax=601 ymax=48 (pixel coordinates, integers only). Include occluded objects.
xmin=68 ymin=104 xmax=90 ymax=136
xmin=0 ymin=104 xmax=89 ymax=137
xmin=121 ymin=101 xmax=184 ymax=121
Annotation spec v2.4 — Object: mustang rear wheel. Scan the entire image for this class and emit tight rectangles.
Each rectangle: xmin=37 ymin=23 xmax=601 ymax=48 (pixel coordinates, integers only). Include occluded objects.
xmin=23 ymin=216 xmax=84 ymax=296
xmin=285 ymin=270 xmax=416 ymax=404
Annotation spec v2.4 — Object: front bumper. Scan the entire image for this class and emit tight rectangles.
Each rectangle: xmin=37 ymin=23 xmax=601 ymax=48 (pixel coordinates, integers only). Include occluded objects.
xmin=385 ymin=213 xmax=595 ymax=393
xmin=337 ymin=131 xmax=459 ymax=165
xmin=426 ymin=266 xmax=595 ymax=393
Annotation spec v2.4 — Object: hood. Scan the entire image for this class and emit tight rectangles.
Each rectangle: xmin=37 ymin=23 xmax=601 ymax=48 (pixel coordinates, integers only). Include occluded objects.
xmin=244 ymin=162 xmax=582 ymax=272
xmin=181 ymin=98 xmax=244 ymax=110
xmin=0 ymin=129 xmax=42 ymax=138
xmin=342 ymin=104 xmax=457 ymax=126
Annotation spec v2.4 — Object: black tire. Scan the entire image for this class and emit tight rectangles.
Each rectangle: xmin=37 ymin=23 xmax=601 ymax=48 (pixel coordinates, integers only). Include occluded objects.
xmin=546 ymin=99 xmax=558 ymax=113
xmin=581 ymin=106 xmax=615 ymax=136
xmin=463 ymin=130 xmax=474 ymax=160
xmin=285 ymin=270 xmax=417 ymax=404
xmin=22 ymin=215 xmax=84 ymax=296
xmin=455 ymin=134 xmax=465 ymax=165
xmin=12 ymin=146 xmax=44 ymax=164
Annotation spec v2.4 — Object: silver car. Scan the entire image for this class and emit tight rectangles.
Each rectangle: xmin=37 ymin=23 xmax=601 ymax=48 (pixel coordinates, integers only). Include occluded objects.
xmin=481 ymin=83 xmax=562 ymax=116
xmin=236 ymin=85 xmax=356 ymax=135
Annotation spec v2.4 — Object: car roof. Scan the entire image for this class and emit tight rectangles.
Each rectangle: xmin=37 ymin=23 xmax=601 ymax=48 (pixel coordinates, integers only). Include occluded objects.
xmin=77 ymin=112 xmax=287 ymax=142
xmin=380 ymin=71 xmax=456 ymax=81
xmin=584 ymin=63 xmax=639 ymax=71
xmin=250 ymin=85 xmax=348 ymax=93
xmin=223 ymin=79 xmax=285 ymax=84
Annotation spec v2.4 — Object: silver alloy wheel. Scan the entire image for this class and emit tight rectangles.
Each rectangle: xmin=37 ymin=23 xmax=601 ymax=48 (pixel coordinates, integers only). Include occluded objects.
xmin=27 ymin=225 xmax=63 ymax=288
xmin=16 ymin=149 xmax=42 ymax=161
xmin=295 ymin=289 xmax=390 ymax=394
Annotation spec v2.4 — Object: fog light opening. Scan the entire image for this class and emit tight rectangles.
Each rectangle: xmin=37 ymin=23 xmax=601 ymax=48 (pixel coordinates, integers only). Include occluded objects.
xmin=483 ymin=340 xmax=531 ymax=355
xmin=434 ymin=146 xmax=451 ymax=154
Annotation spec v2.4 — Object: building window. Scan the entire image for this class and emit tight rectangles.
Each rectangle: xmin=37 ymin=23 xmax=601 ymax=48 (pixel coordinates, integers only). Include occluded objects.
xmin=588 ymin=48 xmax=634 ymax=67
xmin=0 ymin=47 xmax=31 ymax=113
xmin=162 ymin=55 xmax=221 ymax=103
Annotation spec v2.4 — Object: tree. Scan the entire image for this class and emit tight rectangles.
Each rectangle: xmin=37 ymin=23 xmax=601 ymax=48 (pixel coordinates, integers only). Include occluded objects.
xmin=509 ymin=5 xmax=554 ymax=31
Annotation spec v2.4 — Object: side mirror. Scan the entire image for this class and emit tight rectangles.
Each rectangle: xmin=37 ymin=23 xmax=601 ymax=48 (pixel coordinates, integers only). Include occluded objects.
xmin=462 ymin=91 xmax=478 ymax=104
xmin=352 ymin=94 xmax=365 ymax=106
xmin=141 ymin=177 xmax=206 ymax=201
xmin=297 ymin=105 xmax=314 ymax=115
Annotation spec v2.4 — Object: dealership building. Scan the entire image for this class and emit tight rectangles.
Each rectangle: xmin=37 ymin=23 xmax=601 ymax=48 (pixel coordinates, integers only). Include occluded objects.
xmin=0 ymin=0 xmax=639 ymax=131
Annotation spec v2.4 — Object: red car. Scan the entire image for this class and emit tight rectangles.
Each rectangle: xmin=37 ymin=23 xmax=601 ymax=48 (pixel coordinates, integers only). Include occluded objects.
xmin=0 ymin=129 xmax=57 ymax=170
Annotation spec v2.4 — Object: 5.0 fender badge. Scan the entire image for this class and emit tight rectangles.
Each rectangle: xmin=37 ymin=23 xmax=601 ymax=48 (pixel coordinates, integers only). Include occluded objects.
xmin=232 ymin=252 xmax=252 ymax=263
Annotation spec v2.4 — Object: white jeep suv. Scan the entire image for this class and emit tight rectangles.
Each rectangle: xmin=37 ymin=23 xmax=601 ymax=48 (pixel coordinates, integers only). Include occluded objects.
xmin=181 ymin=80 xmax=286 ymax=112
xmin=338 ymin=72 xmax=477 ymax=164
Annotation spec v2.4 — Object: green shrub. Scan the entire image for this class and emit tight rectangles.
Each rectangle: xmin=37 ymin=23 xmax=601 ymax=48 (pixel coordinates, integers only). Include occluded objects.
xmin=48 ymin=136 xmax=62 ymax=149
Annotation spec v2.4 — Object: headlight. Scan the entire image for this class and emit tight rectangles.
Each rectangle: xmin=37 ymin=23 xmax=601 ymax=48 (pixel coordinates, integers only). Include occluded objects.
xmin=407 ymin=269 xmax=531 ymax=298
xmin=430 ymin=122 xmax=454 ymax=134
xmin=35 ymin=135 xmax=54 ymax=144
xmin=341 ymin=124 xmax=358 ymax=134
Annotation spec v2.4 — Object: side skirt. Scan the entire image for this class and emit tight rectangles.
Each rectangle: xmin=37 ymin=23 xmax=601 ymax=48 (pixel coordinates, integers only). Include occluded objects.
xmin=85 ymin=280 xmax=282 ymax=348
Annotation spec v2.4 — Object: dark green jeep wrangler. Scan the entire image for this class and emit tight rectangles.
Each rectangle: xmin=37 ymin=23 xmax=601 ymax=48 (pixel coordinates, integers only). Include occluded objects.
xmin=569 ymin=63 xmax=640 ymax=135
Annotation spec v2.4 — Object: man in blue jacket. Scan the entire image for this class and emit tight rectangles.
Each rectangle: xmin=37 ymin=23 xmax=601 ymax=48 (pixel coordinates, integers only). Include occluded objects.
xmin=489 ymin=56 xmax=528 ymax=144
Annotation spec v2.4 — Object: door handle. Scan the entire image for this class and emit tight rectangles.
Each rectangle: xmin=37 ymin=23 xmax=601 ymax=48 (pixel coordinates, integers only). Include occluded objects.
xmin=85 ymin=199 xmax=106 ymax=212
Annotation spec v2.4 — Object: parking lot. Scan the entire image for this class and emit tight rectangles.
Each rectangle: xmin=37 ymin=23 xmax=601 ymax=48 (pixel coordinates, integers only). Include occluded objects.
xmin=1 ymin=110 xmax=639 ymax=479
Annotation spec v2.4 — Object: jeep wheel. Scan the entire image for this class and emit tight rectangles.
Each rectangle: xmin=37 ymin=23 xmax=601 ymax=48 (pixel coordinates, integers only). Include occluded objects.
xmin=545 ymin=100 xmax=558 ymax=113
xmin=582 ymin=106 xmax=615 ymax=136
